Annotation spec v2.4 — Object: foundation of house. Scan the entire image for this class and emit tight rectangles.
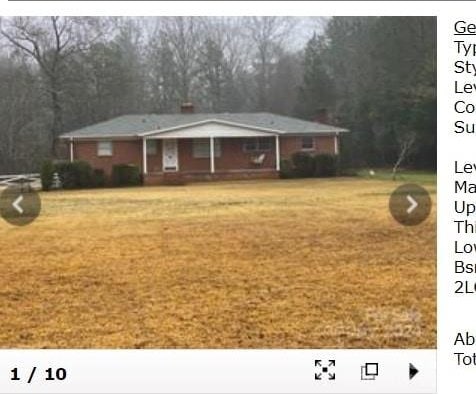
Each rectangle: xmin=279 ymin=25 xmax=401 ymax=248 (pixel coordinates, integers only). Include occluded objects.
xmin=143 ymin=169 xmax=280 ymax=185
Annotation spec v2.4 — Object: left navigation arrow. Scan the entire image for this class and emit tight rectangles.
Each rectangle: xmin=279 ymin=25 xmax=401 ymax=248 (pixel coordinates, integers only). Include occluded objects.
xmin=12 ymin=195 xmax=24 ymax=214
xmin=0 ymin=186 xmax=41 ymax=226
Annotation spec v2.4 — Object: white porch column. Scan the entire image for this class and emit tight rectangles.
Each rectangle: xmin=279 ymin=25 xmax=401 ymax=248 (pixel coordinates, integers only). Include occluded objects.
xmin=275 ymin=135 xmax=280 ymax=171
xmin=210 ymin=136 xmax=215 ymax=174
xmin=69 ymin=137 xmax=74 ymax=163
xmin=334 ymin=132 xmax=339 ymax=155
xmin=142 ymin=138 xmax=148 ymax=175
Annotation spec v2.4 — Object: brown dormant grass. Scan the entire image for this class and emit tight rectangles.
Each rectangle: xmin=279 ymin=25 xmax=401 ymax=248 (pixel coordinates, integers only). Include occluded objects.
xmin=0 ymin=178 xmax=435 ymax=348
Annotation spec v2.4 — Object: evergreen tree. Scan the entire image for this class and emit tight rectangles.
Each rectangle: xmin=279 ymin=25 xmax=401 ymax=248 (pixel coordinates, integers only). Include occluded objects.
xmin=296 ymin=33 xmax=335 ymax=119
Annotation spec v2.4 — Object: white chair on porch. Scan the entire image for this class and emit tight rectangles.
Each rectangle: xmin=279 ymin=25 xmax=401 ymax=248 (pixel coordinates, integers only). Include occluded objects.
xmin=251 ymin=153 xmax=266 ymax=166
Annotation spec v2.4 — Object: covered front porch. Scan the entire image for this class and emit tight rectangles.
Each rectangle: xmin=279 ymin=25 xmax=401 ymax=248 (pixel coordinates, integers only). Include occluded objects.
xmin=140 ymin=121 xmax=282 ymax=182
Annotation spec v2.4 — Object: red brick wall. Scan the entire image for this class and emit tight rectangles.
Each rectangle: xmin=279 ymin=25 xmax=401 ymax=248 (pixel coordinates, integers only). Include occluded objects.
xmin=218 ymin=138 xmax=276 ymax=171
xmin=178 ymin=138 xmax=277 ymax=172
xmin=73 ymin=140 xmax=143 ymax=175
xmin=144 ymin=170 xmax=279 ymax=185
xmin=178 ymin=139 xmax=210 ymax=172
xmin=280 ymin=135 xmax=336 ymax=159
xmin=73 ymin=135 xmax=338 ymax=176
xmin=147 ymin=140 xmax=162 ymax=173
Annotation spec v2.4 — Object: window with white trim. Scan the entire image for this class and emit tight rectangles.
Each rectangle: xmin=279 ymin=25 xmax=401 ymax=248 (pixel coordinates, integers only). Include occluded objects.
xmin=243 ymin=138 xmax=272 ymax=152
xmin=146 ymin=139 xmax=157 ymax=155
xmin=192 ymin=139 xmax=221 ymax=158
xmin=97 ymin=141 xmax=113 ymax=156
xmin=301 ymin=136 xmax=315 ymax=150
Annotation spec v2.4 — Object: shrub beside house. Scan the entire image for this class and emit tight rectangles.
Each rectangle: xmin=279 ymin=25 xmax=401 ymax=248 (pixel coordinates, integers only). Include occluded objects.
xmin=41 ymin=160 xmax=142 ymax=190
xmin=280 ymin=153 xmax=338 ymax=179
xmin=41 ymin=154 xmax=339 ymax=190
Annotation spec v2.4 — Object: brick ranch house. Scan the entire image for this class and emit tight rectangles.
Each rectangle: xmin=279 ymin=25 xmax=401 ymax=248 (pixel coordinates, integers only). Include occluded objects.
xmin=59 ymin=104 xmax=349 ymax=184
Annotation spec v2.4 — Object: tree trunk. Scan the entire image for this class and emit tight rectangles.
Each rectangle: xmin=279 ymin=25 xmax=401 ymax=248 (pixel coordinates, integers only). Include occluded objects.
xmin=50 ymin=80 xmax=64 ymax=157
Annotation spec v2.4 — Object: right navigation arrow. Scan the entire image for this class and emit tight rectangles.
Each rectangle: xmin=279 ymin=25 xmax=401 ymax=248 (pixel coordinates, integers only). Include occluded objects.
xmin=406 ymin=194 xmax=418 ymax=214
xmin=409 ymin=363 xmax=419 ymax=380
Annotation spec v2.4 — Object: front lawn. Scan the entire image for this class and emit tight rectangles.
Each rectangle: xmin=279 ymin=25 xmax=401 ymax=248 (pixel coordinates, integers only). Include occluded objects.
xmin=0 ymin=178 xmax=436 ymax=348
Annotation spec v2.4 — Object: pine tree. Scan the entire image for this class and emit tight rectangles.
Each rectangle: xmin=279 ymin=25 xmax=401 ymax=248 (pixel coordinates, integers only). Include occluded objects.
xmin=295 ymin=33 xmax=335 ymax=120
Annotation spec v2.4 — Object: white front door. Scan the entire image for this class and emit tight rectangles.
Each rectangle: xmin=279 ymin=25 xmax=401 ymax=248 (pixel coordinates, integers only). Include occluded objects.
xmin=162 ymin=139 xmax=179 ymax=172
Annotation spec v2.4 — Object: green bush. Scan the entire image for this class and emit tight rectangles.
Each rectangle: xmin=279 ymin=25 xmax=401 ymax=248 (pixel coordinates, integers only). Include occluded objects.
xmin=75 ymin=161 xmax=94 ymax=187
xmin=279 ymin=159 xmax=296 ymax=179
xmin=314 ymin=154 xmax=338 ymax=177
xmin=40 ymin=160 xmax=55 ymax=191
xmin=111 ymin=164 xmax=141 ymax=187
xmin=291 ymin=152 xmax=315 ymax=177
xmin=281 ymin=153 xmax=339 ymax=179
xmin=55 ymin=160 xmax=94 ymax=189
xmin=55 ymin=162 xmax=75 ymax=189
xmin=92 ymin=169 xmax=107 ymax=188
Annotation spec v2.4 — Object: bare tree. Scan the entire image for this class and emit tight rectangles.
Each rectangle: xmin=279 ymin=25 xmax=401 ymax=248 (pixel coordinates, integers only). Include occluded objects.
xmin=156 ymin=17 xmax=203 ymax=103
xmin=0 ymin=16 xmax=105 ymax=155
xmin=0 ymin=56 xmax=50 ymax=173
xmin=195 ymin=18 xmax=244 ymax=112
xmin=147 ymin=33 xmax=181 ymax=113
xmin=245 ymin=17 xmax=296 ymax=111
xmin=392 ymin=132 xmax=416 ymax=180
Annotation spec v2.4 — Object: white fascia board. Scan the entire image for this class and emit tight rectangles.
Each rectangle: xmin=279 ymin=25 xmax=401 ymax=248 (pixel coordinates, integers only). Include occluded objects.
xmin=138 ymin=119 xmax=283 ymax=137
xmin=284 ymin=130 xmax=348 ymax=136
xmin=58 ymin=134 xmax=138 ymax=140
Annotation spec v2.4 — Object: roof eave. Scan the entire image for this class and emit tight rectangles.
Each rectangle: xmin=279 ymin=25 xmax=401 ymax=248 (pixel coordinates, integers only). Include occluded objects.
xmin=280 ymin=128 xmax=349 ymax=136
xmin=138 ymin=118 xmax=284 ymax=137
xmin=58 ymin=134 xmax=139 ymax=140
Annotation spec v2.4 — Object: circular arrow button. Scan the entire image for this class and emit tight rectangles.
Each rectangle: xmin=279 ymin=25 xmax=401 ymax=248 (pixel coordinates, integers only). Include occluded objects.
xmin=0 ymin=186 xmax=41 ymax=226
xmin=389 ymin=183 xmax=431 ymax=226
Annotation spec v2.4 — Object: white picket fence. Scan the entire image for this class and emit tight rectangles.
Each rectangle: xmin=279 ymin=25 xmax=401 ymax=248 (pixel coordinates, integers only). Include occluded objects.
xmin=0 ymin=174 xmax=41 ymax=190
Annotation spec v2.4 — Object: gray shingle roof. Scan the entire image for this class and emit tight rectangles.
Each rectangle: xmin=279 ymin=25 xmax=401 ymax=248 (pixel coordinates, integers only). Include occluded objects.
xmin=60 ymin=112 xmax=348 ymax=139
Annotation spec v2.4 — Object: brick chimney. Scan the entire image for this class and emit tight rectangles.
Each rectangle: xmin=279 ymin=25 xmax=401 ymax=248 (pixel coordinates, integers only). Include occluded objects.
xmin=313 ymin=108 xmax=330 ymax=124
xmin=180 ymin=102 xmax=195 ymax=114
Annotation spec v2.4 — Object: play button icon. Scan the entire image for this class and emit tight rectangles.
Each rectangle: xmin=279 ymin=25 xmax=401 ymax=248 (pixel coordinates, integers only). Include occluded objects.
xmin=409 ymin=363 xmax=419 ymax=380
xmin=0 ymin=186 xmax=41 ymax=226
xmin=389 ymin=184 xmax=431 ymax=226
